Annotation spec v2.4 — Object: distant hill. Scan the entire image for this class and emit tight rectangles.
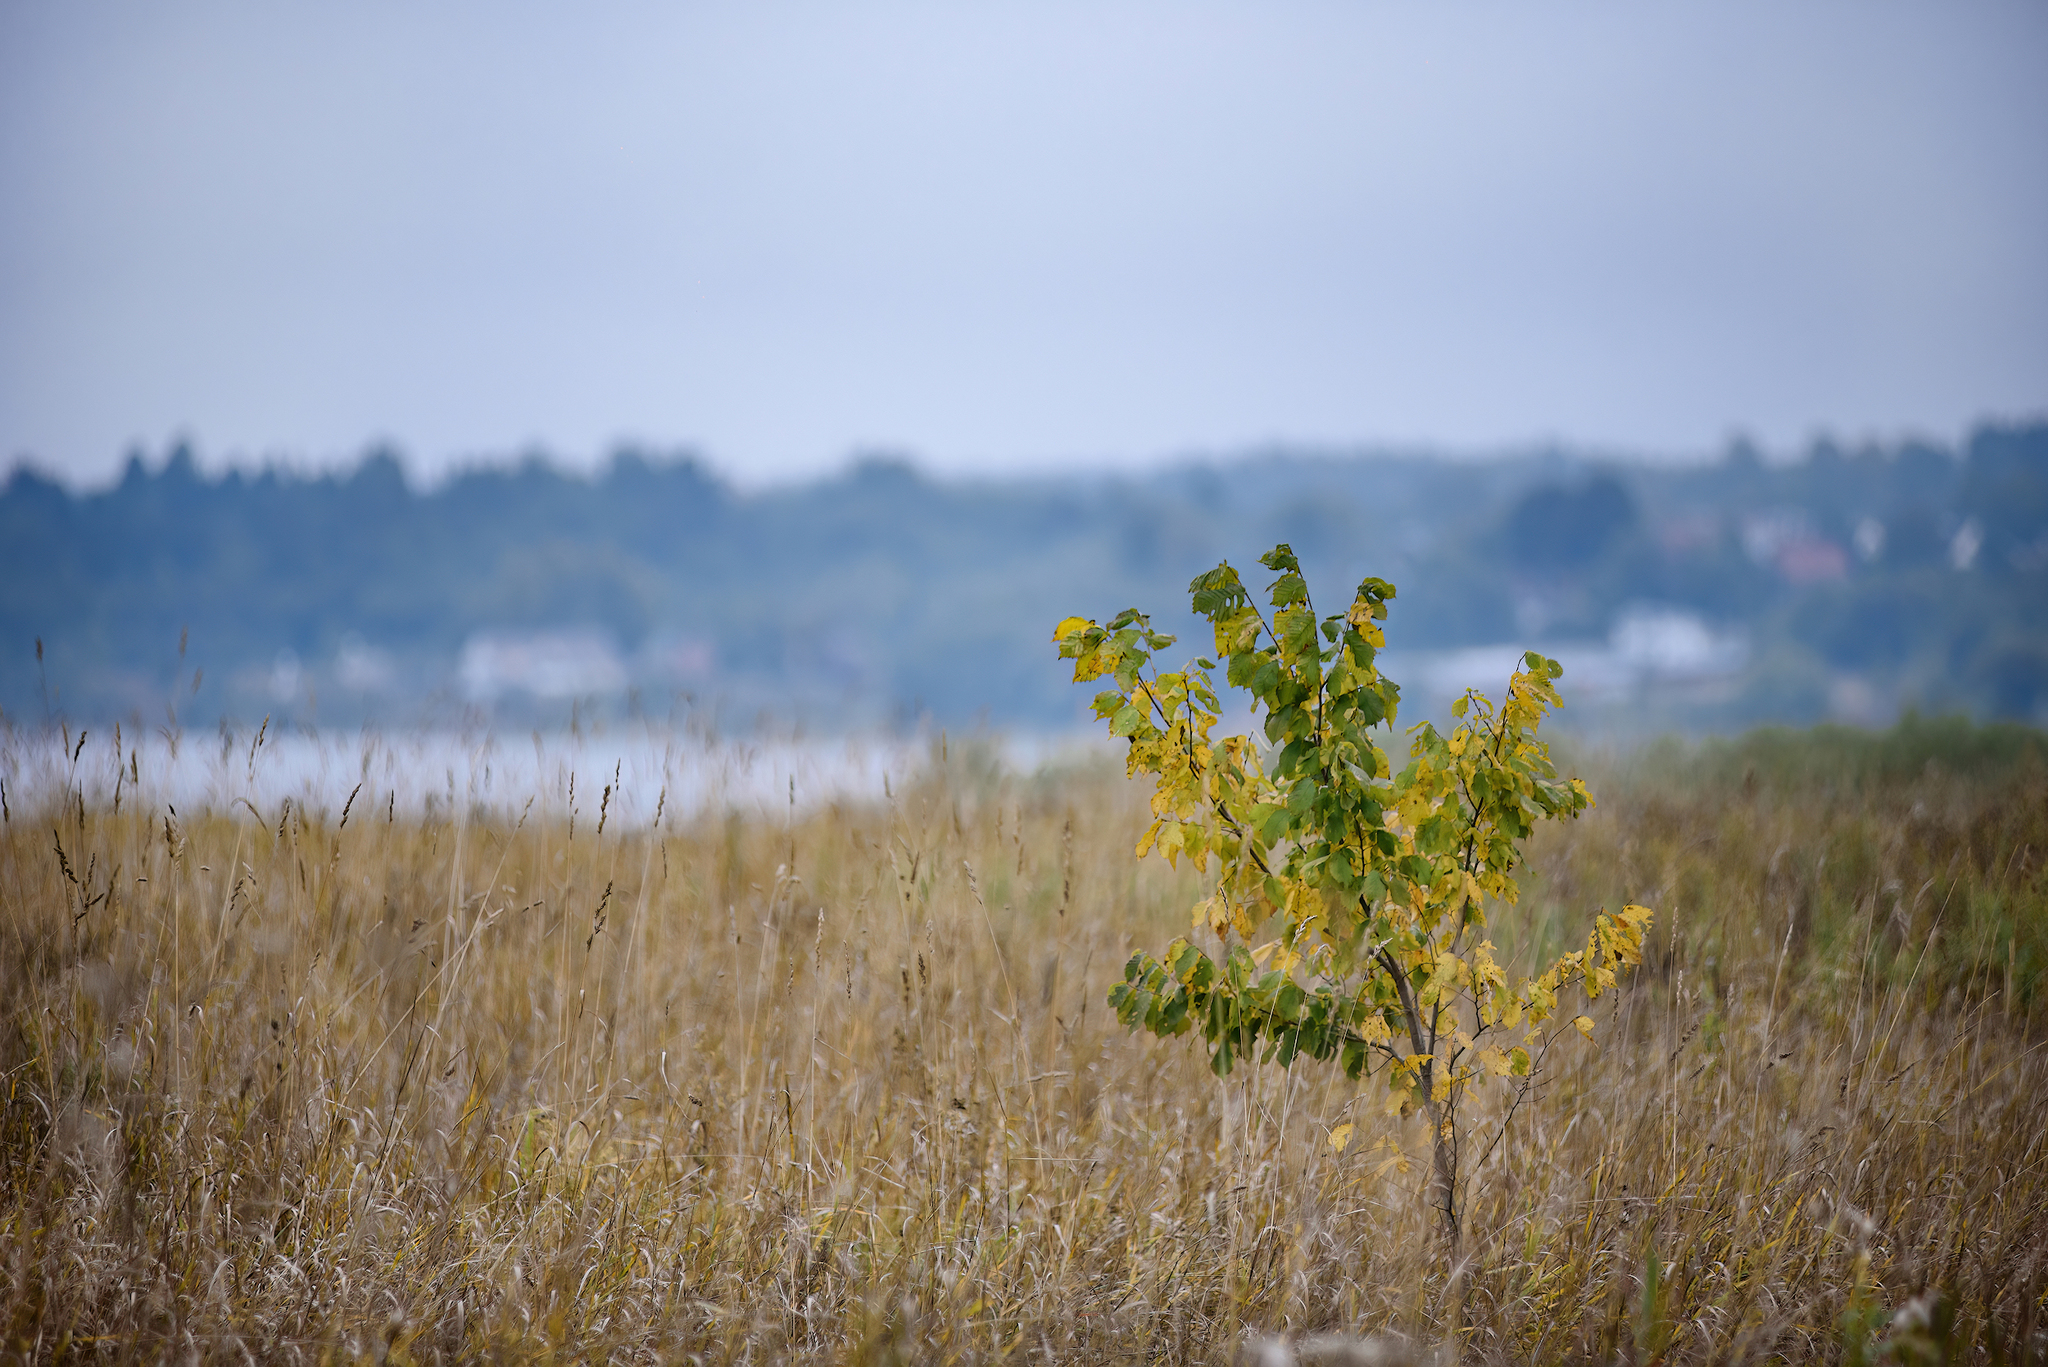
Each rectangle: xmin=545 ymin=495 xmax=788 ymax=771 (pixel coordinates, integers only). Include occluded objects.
xmin=4 ymin=422 xmax=2045 ymax=734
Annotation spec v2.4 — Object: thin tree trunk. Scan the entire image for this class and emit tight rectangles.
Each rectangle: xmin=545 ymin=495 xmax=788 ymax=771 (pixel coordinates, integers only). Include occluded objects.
xmin=1389 ymin=956 xmax=1466 ymax=1353
xmin=1429 ymin=1113 xmax=1459 ymax=1253
xmin=1426 ymin=1096 xmax=1465 ymax=1362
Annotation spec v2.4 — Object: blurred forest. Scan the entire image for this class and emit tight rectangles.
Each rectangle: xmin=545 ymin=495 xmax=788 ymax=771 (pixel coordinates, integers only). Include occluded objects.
xmin=3 ymin=421 xmax=2044 ymax=734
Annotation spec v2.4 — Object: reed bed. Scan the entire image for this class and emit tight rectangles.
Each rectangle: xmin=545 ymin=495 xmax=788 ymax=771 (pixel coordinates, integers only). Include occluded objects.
xmin=2 ymin=728 xmax=2044 ymax=1363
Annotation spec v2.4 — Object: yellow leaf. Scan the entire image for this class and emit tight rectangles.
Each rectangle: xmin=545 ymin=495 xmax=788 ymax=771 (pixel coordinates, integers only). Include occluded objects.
xmin=1253 ymin=940 xmax=1302 ymax=975
xmin=1573 ymin=1014 xmax=1596 ymax=1042
xmin=1372 ymin=1135 xmax=1411 ymax=1177
xmin=1328 ymin=1122 xmax=1355 ymax=1153
xmin=1053 ymin=616 xmax=1091 ymax=641
xmin=1230 ymin=900 xmax=1263 ymax=940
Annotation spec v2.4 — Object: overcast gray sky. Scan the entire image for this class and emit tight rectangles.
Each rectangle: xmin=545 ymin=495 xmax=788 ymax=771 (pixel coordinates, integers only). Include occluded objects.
xmin=3 ymin=1 xmax=2044 ymax=487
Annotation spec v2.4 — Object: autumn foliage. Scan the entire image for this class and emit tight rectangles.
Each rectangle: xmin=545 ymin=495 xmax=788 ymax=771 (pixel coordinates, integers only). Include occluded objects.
xmin=1059 ymin=545 xmax=1650 ymax=1250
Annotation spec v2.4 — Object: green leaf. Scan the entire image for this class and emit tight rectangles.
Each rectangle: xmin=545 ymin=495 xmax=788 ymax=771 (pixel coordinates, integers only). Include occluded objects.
xmin=1328 ymin=846 xmax=1353 ymax=886
xmin=1259 ymin=545 xmax=1301 ymax=574
xmin=1416 ymin=815 xmax=1459 ymax=856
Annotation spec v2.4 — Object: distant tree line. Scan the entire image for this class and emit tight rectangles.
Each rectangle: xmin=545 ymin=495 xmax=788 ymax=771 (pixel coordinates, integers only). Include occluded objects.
xmin=2 ymin=422 xmax=2043 ymax=732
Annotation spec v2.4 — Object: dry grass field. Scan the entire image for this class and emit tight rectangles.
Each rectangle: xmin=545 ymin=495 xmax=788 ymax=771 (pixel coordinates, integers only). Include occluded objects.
xmin=2 ymin=719 xmax=2045 ymax=1363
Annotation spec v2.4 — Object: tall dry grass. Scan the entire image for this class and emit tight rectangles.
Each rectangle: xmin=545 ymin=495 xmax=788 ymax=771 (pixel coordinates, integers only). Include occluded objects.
xmin=1 ymin=728 xmax=2044 ymax=1363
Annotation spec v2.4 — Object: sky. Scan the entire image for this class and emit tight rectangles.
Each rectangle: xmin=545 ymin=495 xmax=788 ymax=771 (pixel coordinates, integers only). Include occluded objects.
xmin=2 ymin=1 xmax=2045 ymax=488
